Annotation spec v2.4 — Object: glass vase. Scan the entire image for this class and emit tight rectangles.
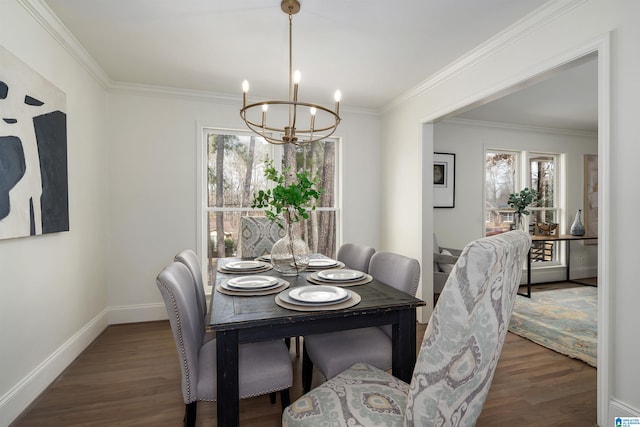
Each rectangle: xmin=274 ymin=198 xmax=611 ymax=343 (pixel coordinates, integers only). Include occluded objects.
xmin=513 ymin=213 xmax=526 ymax=231
xmin=570 ymin=208 xmax=586 ymax=236
xmin=270 ymin=220 xmax=310 ymax=276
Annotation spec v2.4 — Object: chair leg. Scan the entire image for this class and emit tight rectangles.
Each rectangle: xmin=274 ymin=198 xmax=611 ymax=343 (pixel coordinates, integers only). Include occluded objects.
xmin=184 ymin=402 xmax=197 ymax=427
xmin=280 ymin=389 xmax=291 ymax=412
xmin=302 ymin=341 xmax=313 ymax=393
xmin=270 ymin=392 xmax=276 ymax=404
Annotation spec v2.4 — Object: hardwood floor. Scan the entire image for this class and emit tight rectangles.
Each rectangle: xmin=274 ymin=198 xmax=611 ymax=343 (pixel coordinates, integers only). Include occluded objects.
xmin=12 ymin=289 xmax=597 ymax=426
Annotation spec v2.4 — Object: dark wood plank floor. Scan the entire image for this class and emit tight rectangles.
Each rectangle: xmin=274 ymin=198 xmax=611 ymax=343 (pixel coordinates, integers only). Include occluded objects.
xmin=12 ymin=284 xmax=597 ymax=426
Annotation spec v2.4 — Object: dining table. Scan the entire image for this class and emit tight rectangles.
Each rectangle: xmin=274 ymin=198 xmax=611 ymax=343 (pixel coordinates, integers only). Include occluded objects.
xmin=207 ymin=256 xmax=426 ymax=427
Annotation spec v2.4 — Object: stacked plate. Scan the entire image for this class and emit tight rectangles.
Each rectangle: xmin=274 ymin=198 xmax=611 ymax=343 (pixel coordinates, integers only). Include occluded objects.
xmin=217 ymin=260 xmax=272 ymax=274
xmin=276 ymin=285 xmax=360 ymax=311
xmin=220 ymin=275 xmax=280 ymax=292
xmin=306 ymin=258 xmax=345 ymax=271
xmin=255 ymin=254 xmax=271 ymax=262
xmin=307 ymin=269 xmax=373 ymax=287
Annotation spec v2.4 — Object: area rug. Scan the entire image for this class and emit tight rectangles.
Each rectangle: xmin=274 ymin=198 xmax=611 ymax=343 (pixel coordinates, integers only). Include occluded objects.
xmin=508 ymin=286 xmax=597 ymax=366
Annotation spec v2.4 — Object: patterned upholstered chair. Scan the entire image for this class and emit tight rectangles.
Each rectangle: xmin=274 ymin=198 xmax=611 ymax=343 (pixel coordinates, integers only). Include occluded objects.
xmin=239 ymin=216 xmax=285 ymax=258
xmin=283 ymin=231 xmax=531 ymax=426
xmin=156 ymin=262 xmax=293 ymax=426
xmin=336 ymin=242 xmax=376 ymax=273
xmin=302 ymin=251 xmax=420 ymax=392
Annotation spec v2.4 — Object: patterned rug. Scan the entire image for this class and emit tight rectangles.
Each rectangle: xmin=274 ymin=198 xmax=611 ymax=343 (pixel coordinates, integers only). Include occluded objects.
xmin=508 ymin=286 xmax=597 ymax=366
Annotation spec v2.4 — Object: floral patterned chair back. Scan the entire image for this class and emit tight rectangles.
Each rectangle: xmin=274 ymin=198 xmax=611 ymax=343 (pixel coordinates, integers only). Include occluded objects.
xmin=282 ymin=231 xmax=531 ymax=427
xmin=404 ymin=230 xmax=531 ymax=425
xmin=239 ymin=216 xmax=285 ymax=258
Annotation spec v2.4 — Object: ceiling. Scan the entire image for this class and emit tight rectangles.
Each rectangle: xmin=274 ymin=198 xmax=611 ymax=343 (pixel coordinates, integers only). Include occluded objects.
xmin=454 ymin=56 xmax=598 ymax=133
xmin=43 ymin=0 xmax=596 ymax=132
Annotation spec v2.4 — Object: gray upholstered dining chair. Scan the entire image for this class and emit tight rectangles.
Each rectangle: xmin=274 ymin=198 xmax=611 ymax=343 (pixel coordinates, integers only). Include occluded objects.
xmin=156 ymin=262 xmax=293 ymax=426
xmin=433 ymin=233 xmax=462 ymax=294
xmin=283 ymin=231 xmax=531 ymax=427
xmin=336 ymin=242 xmax=376 ymax=273
xmin=174 ymin=249 xmax=215 ymax=343
xmin=301 ymin=251 xmax=420 ymax=392
xmin=239 ymin=216 xmax=285 ymax=257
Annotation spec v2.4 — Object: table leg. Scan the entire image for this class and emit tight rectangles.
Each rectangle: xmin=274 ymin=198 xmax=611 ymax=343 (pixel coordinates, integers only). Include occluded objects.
xmin=566 ymin=239 xmax=571 ymax=281
xmin=392 ymin=309 xmax=417 ymax=383
xmin=216 ymin=330 xmax=239 ymax=427
xmin=518 ymin=247 xmax=532 ymax=298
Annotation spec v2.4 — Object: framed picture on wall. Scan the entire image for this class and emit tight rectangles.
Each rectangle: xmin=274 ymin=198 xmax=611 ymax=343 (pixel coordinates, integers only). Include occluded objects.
xmin=434 ymin=152 xmax=455 ymax=208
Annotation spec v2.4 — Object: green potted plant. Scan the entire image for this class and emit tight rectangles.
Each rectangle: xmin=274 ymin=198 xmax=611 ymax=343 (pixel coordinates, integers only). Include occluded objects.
xmin=252 ymin=159 xmax=321 ymax=275
xmin=507 ymin=187 xmax=538 ymax=231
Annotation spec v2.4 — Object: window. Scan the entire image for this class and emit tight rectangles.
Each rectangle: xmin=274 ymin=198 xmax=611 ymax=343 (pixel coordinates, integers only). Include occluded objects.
xmin=199 ymin=128 xmax=340 ymax=274
xmin=484 ymin=149 xmax=562 ymax=265
xmin=485 ymin=151 xmax=518 ymax=236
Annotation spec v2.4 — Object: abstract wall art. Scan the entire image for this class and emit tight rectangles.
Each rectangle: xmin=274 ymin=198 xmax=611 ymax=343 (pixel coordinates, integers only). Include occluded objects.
xmin=0 ymin=45 xmax=68 ymax=240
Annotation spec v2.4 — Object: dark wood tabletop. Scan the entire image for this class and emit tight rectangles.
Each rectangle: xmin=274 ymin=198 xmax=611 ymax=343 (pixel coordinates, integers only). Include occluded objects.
xmin=207 ymin=256 xmax=426 ymax=427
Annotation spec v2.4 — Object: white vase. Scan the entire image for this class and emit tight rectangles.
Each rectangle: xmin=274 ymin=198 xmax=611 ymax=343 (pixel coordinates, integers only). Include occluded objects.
xmin=270 ymin=220 xmax=309 ymax=276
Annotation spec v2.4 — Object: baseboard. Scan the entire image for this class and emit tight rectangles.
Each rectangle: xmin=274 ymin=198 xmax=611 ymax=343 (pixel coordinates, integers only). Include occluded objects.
xmin=107 ymin=302 xmax=168 ymax=324
xmin=527 ymin=265 xmax=598 ymax=284
xmin=609 ymin=398 xmax=640 ymax=426
xmin=0 ymin=309 xmax=109 ymax=426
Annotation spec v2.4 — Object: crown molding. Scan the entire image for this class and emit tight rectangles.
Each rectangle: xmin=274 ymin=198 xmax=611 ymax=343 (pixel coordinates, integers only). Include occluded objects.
xmin=442 ymin=117 xmax=597 ymax=138
xmin=19 ymin=0 xmax=378 ymax=117
xmin=109 ymin=81 xmax=240 ymax=104
xmin=19 ymin=0 xmax=112 ymax=89
xmin=384 ymin=0 xmax=589 ymax=112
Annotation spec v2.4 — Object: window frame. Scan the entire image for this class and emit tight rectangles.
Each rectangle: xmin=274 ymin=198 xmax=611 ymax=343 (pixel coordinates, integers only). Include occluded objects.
xmin=196 ymin=126 xmax=341 ymax=289
xmin=483 ymin=148 xmax=565 ymax=268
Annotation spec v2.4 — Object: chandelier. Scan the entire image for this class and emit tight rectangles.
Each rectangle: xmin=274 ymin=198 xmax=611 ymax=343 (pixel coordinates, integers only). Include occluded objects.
xmin=240 ymin=0 xmax=342 ymax=146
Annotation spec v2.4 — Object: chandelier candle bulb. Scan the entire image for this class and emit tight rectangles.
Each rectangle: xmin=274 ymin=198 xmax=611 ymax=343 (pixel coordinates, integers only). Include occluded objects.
xmin=242 ymin=80 xmax=249 ymax=107
xmin=261 ymin=104 xmax=268 ymax=128
xmin=309 ymin=107 xmax=316 ymax=139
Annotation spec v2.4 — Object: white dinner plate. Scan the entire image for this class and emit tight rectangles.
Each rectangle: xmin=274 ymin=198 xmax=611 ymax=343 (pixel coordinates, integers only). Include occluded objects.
xmin=317 ymin=269 xmax=365 ymax=281
xmin=224 ymin=260 xmax=268 ymax=271
xmin=288 ymin=285 xmax=349 ymax=304
xmin=226 ymin=275 xmax=279 ymax=290
xmin=308 ymin=259 xmax=339 ymax=268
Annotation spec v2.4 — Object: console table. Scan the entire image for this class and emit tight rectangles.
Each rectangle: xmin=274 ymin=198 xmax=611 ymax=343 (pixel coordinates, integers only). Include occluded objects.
xmin=520 ymin=234 xmax=597 ymax=298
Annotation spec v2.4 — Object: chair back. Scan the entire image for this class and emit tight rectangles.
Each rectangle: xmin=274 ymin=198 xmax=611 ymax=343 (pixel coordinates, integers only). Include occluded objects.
xmin=369 ymin=251 xmax=420 ymax=339
xmin=337 ymin=243 xmax=376 ymax=273
xmin=404 ymin=231 xmax=531 ymax=426
xmin=240 ymin=216 xmax=285 ymax=257
xmin=174 ymin=249 xmax=206 ymax=323
xmin=156 ymin=262 xmax=205 ymax=404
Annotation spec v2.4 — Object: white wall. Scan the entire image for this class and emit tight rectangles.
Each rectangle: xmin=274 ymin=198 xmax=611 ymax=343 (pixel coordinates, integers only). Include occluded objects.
xmin=106 ymin=90 xmax=381 ymax=323
xmin=434 ymin=119 xmax=598 ymax=281
xmin=0 ymin=1 xmax=109 ymax=424
xmin=380 ymin=0 xmax=640 ymax=424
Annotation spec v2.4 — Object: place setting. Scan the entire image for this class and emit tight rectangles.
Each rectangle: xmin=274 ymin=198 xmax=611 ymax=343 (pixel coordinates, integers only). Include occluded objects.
xmin=307 ymin=268 xmax=372 ymax=287
xmin=275 ymin=285 xmax=361 ymax=311
xmin=305 ymin=257 xmax=346 ymax=271
xmin=217 ymin=275 xmax=289 ymax=296
xmin=217 ymin=259 xmax=273 ymax=274
xmin=254 ymin=254 xmax=271 ymax=262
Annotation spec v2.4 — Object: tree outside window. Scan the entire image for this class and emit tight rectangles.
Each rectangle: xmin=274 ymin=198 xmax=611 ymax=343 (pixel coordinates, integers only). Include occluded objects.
xmin=203 ymin=129 xmax=339 ymax=268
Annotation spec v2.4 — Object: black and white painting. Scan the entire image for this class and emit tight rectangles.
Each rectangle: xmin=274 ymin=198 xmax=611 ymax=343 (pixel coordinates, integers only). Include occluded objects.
xmin=433 ymin=152 xmax=455 ymax=208
xmin=0 ymin=46 xmax=68 ymax=240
